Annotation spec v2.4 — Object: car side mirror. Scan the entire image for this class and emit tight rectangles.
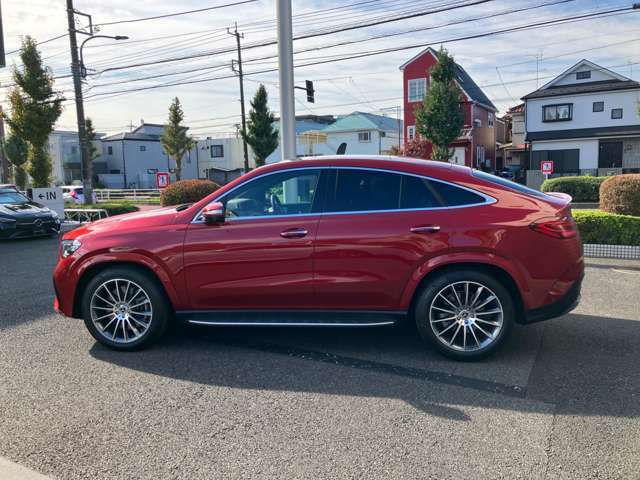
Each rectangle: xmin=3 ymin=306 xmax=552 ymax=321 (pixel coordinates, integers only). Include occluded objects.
xmin=202 ymin=202 xmax=225 ymax=225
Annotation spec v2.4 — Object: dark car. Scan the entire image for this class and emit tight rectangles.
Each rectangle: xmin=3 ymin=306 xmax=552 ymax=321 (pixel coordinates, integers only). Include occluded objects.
xmin=53 ymin=156 xmax=583 ymax=360
xmin=0 ymin=185 xmax=61 ymax=240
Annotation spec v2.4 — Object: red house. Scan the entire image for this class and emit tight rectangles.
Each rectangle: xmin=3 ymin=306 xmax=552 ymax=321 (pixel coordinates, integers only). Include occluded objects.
xmin=400 ymin=47 xmax=498 ymax=169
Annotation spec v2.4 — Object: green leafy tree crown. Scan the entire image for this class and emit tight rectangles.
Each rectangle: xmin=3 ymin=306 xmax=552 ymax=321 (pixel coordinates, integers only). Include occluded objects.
xmin=414 ymin=46 xmax=464 ymax=162
xmin=161 ymin=97 xmax=195 ymax=181
xmin=243 ymin=84 xmax=278 ymax=167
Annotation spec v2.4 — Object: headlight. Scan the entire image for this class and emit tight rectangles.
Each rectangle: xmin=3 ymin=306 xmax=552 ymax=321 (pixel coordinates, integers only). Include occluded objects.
xmin=61 ymin=239 xmax=81 ymax=258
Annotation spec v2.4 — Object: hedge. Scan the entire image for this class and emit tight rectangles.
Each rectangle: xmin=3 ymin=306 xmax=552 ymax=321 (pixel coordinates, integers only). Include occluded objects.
xmin=541 ymin=176 xmax=606 ymax=202
xmin=573 ymin=210 xmax=640 ymax=246
xmin=160 ymin=179 xmax=220 ymax=207
xmin=600 ymin=174 xmax=640 ymax=217
xmin=67 ymin=202 xmax=139 ymax=216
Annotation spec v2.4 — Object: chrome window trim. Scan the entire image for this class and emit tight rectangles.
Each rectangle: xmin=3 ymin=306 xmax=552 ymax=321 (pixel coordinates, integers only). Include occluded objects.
xmin=191 ymin=166 xmax=496 ymax=224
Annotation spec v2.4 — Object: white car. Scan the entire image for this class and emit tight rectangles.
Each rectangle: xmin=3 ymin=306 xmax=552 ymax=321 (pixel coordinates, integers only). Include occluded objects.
xmin=62 ymin=186 xmax=97 ymax=204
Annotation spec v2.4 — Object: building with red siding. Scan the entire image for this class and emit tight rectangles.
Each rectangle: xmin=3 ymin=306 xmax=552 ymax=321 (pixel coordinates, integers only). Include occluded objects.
xmin=400 ymin=47 xmax=498 ymax=169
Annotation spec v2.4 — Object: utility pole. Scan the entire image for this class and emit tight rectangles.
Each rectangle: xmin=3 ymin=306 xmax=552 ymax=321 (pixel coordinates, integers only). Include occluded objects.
xmin=0 ymin=106 xmax=8 ymax=183
xmin=276 ymin=0 xmax=296 ymax=161
xmin=66 ymin=0 xmax=91 ymax=201
xmin=228 ymin=23 xmax=249 ymax=172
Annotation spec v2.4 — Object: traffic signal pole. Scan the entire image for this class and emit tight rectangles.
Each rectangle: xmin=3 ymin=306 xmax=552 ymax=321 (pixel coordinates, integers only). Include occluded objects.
xmin=276 ymin=0 xmax=296 ymax=161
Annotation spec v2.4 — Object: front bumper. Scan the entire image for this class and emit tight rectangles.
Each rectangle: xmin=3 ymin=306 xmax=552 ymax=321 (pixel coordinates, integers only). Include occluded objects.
xmin=523 ymin=274 xmax=583 ymax=324
xmin=0 ymin=218 xmax=60 ymax=240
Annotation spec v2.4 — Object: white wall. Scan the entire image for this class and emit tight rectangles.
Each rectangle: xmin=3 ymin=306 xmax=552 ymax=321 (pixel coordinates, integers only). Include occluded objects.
xmin=322 ymin=130 xmax=401 ymax=156
xmin=552 ymin=68 xmax=617 ymax=86
xmin=196 ymin=137 xmax=254 ymax=176
xmin=526 ymin=89 xmax=640 ymax=132
xmin=531 ymin=139 xmax=599 ymax=169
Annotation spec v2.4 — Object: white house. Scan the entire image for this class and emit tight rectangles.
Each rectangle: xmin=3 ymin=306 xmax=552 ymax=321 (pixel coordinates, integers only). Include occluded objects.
xmin=523 ymin=59 xmax=640 ymax=175
xmin=320 ymin=111 xmax=402 ymax=155
xmin=100 ymin=123 xmax=199 ymax=188
xmin=47 ymin=130 xmax=106 ymax=185
xmin=265 ymin=115 xmax=335 ymax=163
xmin=195 ymin=134 xmax=255 ymax=185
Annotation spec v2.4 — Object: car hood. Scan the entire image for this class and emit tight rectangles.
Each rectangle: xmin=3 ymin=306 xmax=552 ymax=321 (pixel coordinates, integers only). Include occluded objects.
xmin=65 ymin=206 xmax=179 ymax=238
xmin=0 ymin=202 xmax=53 ymax=218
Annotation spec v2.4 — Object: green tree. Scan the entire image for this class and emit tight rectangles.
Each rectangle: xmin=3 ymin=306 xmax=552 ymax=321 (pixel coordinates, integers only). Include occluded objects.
xmin=160 ymin=97 xmax=194 ymax=181
xmin=243 ymin=84 xmax=278 ymax=167
xmin=414 ymin=46 xmax=463 ymax=162
xmin=3 ymin=36 xmax=63 ymax=187
xmin=81 ymin=118 xmax=99 ymax=203
xmin=3 ymin=134 xmax=28 ymax=189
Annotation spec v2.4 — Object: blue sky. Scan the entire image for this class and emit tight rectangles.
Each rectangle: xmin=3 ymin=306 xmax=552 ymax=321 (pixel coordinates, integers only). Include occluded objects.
xmin=1 ymin=0 xmax=638 ymax=137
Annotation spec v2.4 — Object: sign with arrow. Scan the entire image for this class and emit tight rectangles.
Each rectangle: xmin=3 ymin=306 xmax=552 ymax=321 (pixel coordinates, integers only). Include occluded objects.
xmin=29 ymin=187 xmax=64 ymax=217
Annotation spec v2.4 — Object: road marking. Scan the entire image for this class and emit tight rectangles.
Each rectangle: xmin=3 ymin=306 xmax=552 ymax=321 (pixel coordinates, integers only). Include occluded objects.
xmin=612 ymin=269 xmax=640 ymax=275
xmin=0 ymin=457 xmax=52 ymax=480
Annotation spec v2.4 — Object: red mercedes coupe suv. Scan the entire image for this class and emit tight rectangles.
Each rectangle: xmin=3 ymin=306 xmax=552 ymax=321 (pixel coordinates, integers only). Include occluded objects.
xmin=53 ymin=156 xmax=584 ymax=360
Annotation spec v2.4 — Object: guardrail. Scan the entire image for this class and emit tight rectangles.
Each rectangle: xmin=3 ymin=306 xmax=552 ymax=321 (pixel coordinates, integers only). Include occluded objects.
xmin=64 ymin=209 xmax=109 ymax=223
xmin=94 ymin=189 xmax=161 ymax=203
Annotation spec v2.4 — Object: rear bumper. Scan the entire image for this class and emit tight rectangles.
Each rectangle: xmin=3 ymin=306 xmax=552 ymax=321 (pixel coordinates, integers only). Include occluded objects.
xmin=522 ymin=274 xmax=583 ymax=324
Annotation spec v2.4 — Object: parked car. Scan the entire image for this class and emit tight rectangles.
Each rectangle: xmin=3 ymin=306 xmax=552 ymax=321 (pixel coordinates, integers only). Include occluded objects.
xmin=53 ymin=156 xmax=584 ymax=360
xmin=62 ymin=185 xmax=96 ymax=204
xmin=498 ymin=165 xmax=523 ymax=181
xmin=0 ymin=184 xmax=61 ymax=239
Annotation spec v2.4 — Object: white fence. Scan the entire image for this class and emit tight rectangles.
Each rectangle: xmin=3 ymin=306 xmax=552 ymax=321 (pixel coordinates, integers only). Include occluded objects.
xmin=94 ymin=189 xmax=161 ymax=203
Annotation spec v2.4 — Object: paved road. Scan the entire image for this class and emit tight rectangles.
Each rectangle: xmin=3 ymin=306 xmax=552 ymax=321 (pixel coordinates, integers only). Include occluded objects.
xmin=0 ymin=237 xmax=638 ymax=479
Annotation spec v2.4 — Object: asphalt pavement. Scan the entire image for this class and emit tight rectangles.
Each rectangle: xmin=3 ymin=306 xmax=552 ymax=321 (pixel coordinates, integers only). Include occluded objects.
xmin=0 ymin=237 xmax=638 ymax=479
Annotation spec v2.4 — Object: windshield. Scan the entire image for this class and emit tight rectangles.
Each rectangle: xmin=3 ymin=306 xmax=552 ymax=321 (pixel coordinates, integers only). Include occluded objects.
xmin=0 ymin=189 xmax=30 ymax=205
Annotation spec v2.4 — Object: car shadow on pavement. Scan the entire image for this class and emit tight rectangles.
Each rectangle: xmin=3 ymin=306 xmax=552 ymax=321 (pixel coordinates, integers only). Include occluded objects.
xmin=89 ymin=312 xmax=639 ymax=420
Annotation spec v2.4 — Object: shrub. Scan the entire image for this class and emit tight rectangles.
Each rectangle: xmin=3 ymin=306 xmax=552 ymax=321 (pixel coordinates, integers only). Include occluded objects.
xmin=540 ymin=176 xmax=606 ymax=202
xmin=160 ymin=179 xmax=219 ymax=207
xmin=573 ymin=210 xmax=640 ymax=246
xmin=599 ymin=174 xmax=640 ymax=216
xmin=68 ymin=202 xmax=139 ymax=216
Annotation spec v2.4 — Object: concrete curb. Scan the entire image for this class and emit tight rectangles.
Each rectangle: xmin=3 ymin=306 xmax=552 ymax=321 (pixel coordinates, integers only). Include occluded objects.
xmin=0 ymin=457 xmax=52 ymax=480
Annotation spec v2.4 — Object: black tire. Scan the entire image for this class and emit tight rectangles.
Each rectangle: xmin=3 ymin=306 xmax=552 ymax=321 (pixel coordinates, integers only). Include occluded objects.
xmin=414 ymin=269 xmax=514 ymax=361
xmin=81 ymin=266 xmax=171 ymax=351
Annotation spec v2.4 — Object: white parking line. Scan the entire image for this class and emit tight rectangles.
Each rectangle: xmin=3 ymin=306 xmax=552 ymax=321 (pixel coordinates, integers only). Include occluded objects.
xmin=0 ymin=457 xmax=52 ymax=480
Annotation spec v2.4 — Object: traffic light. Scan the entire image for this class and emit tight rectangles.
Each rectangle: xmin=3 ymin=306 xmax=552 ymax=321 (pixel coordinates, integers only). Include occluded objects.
xmin=305 ymin=80 xmax=314 ymax=103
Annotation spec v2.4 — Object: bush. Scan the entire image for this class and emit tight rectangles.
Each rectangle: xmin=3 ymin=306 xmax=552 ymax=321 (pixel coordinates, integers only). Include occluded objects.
xmin=540 ymin=176 xmax=606 ymax=202
xmin=573 ymin=210 xmax=640 ymax=246
xmin=68 ymin=202 xmax=139 ymax=216
xmin=160 ymin=179 xmax=220 ymax=207
xmin=599 ymin=174 xmax=640 ymax=216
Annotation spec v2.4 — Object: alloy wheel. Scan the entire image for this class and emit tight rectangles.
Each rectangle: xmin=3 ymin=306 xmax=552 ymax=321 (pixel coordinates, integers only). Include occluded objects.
xmin=90 ymin=279 xmax=153 ymax=344
xmin=428 ymin=281 xmax=504 ymax=352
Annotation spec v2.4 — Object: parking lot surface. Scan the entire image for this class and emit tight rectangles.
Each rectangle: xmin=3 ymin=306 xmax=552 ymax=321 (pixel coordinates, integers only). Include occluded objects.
xmin=0 ymin=237 xmax=638 ymax=479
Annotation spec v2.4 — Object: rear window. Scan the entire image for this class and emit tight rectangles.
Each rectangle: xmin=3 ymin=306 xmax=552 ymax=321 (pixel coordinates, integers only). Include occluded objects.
xmin=331 ymin=169 xmax=401 ymax=212
xmin=429 ymin=180 xmax=486 ymax=207
xmin=472 ymin=169 xmax=550 ymax=199
xmin=400 ymin=175 xmax=440 ymax=209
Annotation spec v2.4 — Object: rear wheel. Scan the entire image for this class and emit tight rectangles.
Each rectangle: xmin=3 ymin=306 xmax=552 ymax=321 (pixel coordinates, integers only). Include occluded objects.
xmin=414 ymin=269 xmax=514 ymax=360
xmin=81 ymin=266 xmax=171 ymax=350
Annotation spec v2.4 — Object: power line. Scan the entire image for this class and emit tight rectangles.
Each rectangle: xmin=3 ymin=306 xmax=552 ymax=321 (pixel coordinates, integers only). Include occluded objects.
xmin=94 ymin=0 xmax=258 ymax=27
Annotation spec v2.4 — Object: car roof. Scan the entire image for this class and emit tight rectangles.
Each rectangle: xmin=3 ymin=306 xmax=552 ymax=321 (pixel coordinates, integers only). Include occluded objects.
xmin=0 ymin=184 xmax=18 ymax=190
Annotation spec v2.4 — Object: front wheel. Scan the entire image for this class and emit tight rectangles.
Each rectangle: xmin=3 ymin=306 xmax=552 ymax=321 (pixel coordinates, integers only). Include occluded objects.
xmin=81 ymin=266 xmax=171 ymax=350
xmin=414 ymin=269 xmax=514 ymax=361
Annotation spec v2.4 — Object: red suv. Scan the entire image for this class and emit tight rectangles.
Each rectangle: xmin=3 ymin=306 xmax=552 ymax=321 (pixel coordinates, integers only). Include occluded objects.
xmin=53 ymin=156 xmax=583 ymax=360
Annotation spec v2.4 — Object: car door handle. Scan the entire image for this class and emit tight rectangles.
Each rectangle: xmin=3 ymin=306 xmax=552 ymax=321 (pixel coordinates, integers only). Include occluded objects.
xmin=410 ymin=225 xmax=441 ymax=234
xmin=280 ymin=228 xmax=308 ymax=239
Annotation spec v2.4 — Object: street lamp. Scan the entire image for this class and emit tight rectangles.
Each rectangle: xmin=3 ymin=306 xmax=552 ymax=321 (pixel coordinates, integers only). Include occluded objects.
xmin=79 ymin=35 xmax=128 ymax=78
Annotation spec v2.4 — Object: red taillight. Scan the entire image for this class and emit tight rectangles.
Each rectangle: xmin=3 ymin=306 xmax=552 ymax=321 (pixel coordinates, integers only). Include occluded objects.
xmin=530 ymin=216 xmax=577 ymax=239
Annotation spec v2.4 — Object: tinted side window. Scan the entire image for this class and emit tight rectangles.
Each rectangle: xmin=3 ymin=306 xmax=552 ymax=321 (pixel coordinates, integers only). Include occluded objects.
xmin=331 ymin=169 xmax=400 ymax=212
xmin=400 ymin=175 xmax=441 ymax=209
xmin=223 ymin=169 xmax=320 ymax=218
xmin=429 ymin=181 xmax=485 ymax=206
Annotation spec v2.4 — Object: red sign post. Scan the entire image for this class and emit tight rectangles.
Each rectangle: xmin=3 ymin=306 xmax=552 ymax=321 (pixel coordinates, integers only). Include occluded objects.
xmin=156 ymin=172 xmax=170 ymax=189
xmin=541 ymin=161 xmax=554 ymax=178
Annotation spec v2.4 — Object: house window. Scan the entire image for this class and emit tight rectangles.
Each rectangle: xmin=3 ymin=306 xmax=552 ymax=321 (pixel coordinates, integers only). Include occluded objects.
xmin=70 ymin=146 xmax=78 ymax=155
xmin=593 ymin=101 xmax=604 ymax=112
xmin=107 ymin=146 xmax=113 ymax=155
xmin=488 ymin=112 xmax=494 ymax=128
xmin=358 ymin=131 xmax=371 ymax=142
xmin=542 ymin=103 xmax=573 ymax=122
xmin=407 ymin=78 xmax=426 ymax=103
xmin=474 ymin=118 xmax=482 ymax=127
xmin=139 ymin=145 xmax=146 ymax=152
xmin=407 ymin=126 xmax=415 ymax=141
xmin=611 ymin=108 xmax=623 ymax=119
xmin=211 ymin=145 xmax=224 ymax=158
xmin=576 ymin=71 xmax=591 ymax=80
